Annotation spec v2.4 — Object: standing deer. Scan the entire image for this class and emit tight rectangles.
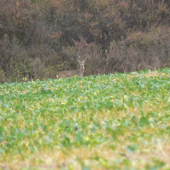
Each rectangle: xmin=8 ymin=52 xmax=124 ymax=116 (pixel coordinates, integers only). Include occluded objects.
xmin=0 ymin=68 xmax=5 ymax=83
xmin=56 ymin=55 xmax=87 ymax=78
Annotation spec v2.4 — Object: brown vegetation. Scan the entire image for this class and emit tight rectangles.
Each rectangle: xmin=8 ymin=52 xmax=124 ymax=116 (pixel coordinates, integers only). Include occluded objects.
xmin=0 ymin=0 xmax=170 ymax=82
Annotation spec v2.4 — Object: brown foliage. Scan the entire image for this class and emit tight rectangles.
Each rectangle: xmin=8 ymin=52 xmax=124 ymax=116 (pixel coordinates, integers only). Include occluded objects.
xmin=0 ymin=0 xmax=170 ymax=82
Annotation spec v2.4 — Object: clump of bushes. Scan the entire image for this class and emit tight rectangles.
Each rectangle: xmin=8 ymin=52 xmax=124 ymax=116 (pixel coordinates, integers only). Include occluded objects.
xmin=0 ymin=0 xmax=170 ymax=82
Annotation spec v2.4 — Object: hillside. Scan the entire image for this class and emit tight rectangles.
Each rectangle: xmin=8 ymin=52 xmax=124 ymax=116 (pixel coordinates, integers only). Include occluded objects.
xmin=0 ymin=0 xmax=170 ymax=82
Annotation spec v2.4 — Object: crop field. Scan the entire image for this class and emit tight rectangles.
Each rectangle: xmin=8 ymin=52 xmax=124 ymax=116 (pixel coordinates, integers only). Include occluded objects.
xmin=0 ymin=68 xmax=170 ymax=170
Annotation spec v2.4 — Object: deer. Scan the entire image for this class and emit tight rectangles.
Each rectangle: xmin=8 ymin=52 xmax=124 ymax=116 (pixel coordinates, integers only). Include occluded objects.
xmin=56 ymin=55 xmax=87 ymax=78
xmin=0 ymin=68 xmax=5 ymax=83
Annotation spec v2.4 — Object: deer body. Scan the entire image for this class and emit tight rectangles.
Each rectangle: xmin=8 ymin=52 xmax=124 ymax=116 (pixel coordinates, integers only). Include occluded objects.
xmin=56 ymin=57 xmax=86 ymax=78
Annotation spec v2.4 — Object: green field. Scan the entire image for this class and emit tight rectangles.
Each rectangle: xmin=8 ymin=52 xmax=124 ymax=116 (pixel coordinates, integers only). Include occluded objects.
xmin=0 ymin=68 xmax=170 ymax=170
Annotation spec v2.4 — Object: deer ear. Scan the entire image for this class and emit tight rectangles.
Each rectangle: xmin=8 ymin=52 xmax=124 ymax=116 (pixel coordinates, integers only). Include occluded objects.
xmin=77 ymin=55 xmax=81 ymax=62
xmin=83 ymin=57 xmax=87 ymax=62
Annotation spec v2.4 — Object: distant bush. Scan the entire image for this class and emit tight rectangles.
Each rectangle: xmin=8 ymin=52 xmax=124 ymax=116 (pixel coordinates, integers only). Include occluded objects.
xmin=0 ymin=0 xmax=170 ymax=82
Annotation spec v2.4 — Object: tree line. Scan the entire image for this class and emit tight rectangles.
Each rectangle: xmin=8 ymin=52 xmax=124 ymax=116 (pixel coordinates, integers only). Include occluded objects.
xmin=0 ymin=0 xmax=170 ymax=82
